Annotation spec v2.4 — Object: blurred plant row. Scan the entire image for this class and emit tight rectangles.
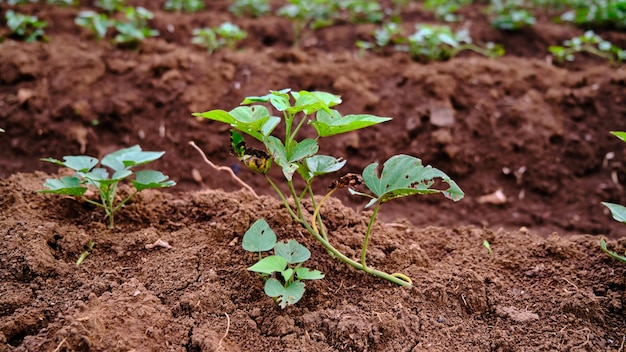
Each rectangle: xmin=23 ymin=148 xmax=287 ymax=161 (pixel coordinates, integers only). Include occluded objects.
xmin=1 ymin=0 xmax=624 ymax=62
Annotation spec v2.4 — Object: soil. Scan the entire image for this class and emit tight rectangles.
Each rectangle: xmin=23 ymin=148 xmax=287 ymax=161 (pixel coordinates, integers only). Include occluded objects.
xmin=0 ymin=1 xmax=625 ymax=351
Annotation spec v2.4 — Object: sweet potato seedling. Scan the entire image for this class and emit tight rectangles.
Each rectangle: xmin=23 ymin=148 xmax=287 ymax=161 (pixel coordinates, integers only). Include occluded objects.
xmin=243 ymin=219 xmax=323 ymax=308
xmin=193 ymin=89 xmax=464 ymax=294
xmin=601 ymin=131 xmax=626 ymax=263
xmin=39 ymin=145 xmax=175 ymax=229
xmin=5 ymin=10 xmax=48 ymax=42
xmin=549 ymin=31 xmax=625 ymax=64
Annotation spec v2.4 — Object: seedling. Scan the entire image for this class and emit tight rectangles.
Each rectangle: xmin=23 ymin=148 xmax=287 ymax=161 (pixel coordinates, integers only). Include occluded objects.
xmin=164 ymin=0 xmax=205 ymax=13
xmin=243 ymin=219 xmax=323 ymax=308
xmin=75 ymin=11 xmax=113 ymax=40
xmin=39 ymin=145 xmax=175 ymax=229
xmin=337 ymin=0 xmax=383 ymax=24
xmin=425 ymin=0 xmax=471 ymax=22
xmin=193 ymin=89 xmax=464 ymax=290
xmin=76 ymin=240 xmax=95 ymax=266
xmin=483 ymin=240 xmax=493 ymax=254
xmin=5 ymin=10 xmax=48 ymax=42
xmin=356 ymin=21 xmax=403 ymax=53
xmin=549 ymin=31 xmax=625 ymax=64
xmin=277 ymin=0 xmax=335 ymax=47
xmin=488 ymin=0 xmax=536 ymax=30
xmin=96 ymin=0 xmax=125 ymax=13
xmin=561 ymin=0 xmax=626 ymax=28
xmin=399 ymin=24 xmax=504 ymax=61
xmin=229 ymin=0 xmax=271 ymax=17
xmin=600 ymin=131 xmax=626 ymax=263
xmin=113 ymin=7 xmax=159 ymax=45
xmin=191 ymin=23 xmax=247 ymax=53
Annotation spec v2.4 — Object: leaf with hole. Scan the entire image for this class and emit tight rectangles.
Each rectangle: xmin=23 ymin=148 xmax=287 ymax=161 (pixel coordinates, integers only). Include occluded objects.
xmin=264 ymin=278 xmax=305 ymax=308
xmin=242 ymin=219 xmax=278 ymax=252
xmin=274 ymin=239 xmax=311 ymax=264
xmin=359 ymin=154 xmax=464 ymax=208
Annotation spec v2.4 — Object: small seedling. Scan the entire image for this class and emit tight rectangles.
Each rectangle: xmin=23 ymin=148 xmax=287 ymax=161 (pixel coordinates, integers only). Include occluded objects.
xmin=114 ymin=7 xmax=159 ymax=45
xmin=600 ymin=239 xmax=626 ymax=263
xmin=229 ymin=0 xmax=271 ymax=17
xmin=5 ymin=10 xmax=48 ymax=42
xmin=193 ymin=89 xmax=464 ymax=290
xmin=483 ymin=240 xmax=493 ymax=254
xmin=337 ymin=0 xmax=383 ymax=24
xmin=277 ymin=0 xmax=335 ymax=47
xmin=561 ymin=0 xmax=626 ymax=28
xmin=39 ymin=145 xmax=175 ymax=229
xmin=425 ymin=0 xmax=471 ymax=22
xmin=75 ymin=11 xmax=113 ymax=40
xmin=96 ymin=0 xmax=126 ymax=13
xmin=243 ymin=219 xmax=323 ymax=308
xmin=76 ymin=240 xmax=95 ymax=266
xmin=488 ymin=0 xmax=536 ymax=30
xmin=549 ymin=31 xmax=626 ymax=64
xmin=399 ymin=24 xmax=504 ymax=61
xmin=356 ymin=21 xmax=403 ymax=53
xmin=164 ymin=0 xmax=205 ymax=13
xmin=191 ymin=23 xmax=247 ymax=53
xmin=600 ymin=131 xmax=626 ymax=263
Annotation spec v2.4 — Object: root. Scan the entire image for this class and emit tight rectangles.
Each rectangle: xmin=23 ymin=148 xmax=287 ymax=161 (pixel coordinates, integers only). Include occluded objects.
xmin=189 ymin=141 xmax=258 ymax=198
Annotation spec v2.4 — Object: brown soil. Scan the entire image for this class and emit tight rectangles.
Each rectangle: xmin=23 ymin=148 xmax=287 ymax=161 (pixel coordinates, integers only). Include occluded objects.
xmin=0 ymin=1 xmax=625 ymax=351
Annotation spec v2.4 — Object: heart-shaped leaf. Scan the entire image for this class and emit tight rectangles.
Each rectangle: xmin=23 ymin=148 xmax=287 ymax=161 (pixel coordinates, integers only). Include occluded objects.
xmin=310 ymin=109 xmax=391 ymax=137
xmin=295 ymin=267 xmax=324 ymax=280
xmin=264 ymin=279 xmax=305 ymax=309
xmin=132 ymin=170 xmax=176 ymax=191
xmin=602 ymin=202 xmax=626 ymax=223
xmin=41 ymin=155 xmax=98 ymax=173
xmin=248 ymin=255 xmax=287 ymax=274
xmin=242 ymin=219 xmax=277 ymax=252
xmin=298 ymin=155 xmax=346 ymax=181
xmin=274 ymin=239 xmax=311 ymax=264
xmin=39 ymin=176 xmax=87 ymax=196
xmin=360 ymin=154 xmax=464 ymax=208
xmin=101 ymin=145 xmax=165 ymax=171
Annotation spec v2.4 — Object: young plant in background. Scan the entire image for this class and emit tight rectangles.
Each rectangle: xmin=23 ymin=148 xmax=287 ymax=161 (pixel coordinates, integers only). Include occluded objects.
xmin=560 ymin=0 xmax=626 ymax=29
xmin=399 ymin=24 xmax=504 ymax=61
xmin=75 ymin=11 xmax=113 ymax=40
xmin=95 ymin=0 xmax=125 ymax=13
xmin=5 ymin=10 xmax=48 ymax=42
xmin=114 ymin=6 xmax=159 ymax=45
xmin=356 ymin=21 xmax=403 ymax=53
xmin=191 ymin=23 xmax=247 ymax=53
xmin=193 ymin=89 xmax=464 ymax=289
xmin=277 ymin=0 xmax=335 ymax=47
xmin=488 ymin=0 xmax=536 ymax=30
xmin=164 ymin=0 xmax=205 ymax=13
xmin=229 ymin=0 xmax=271 ymax=17
xmin=549 ymin=30 xmax=626 ymax=64
xmin=425 ymin=0 xmax=472 ymax=22
xmin=243 ymin=219 xmax=323 ymax=308
xmin=337 ymin=0 xmax=383 ymax=24
xmin=39 ymin=145 xmax=176 ymax=229
xmin=601 ymin=131 xmax=626 ymax=263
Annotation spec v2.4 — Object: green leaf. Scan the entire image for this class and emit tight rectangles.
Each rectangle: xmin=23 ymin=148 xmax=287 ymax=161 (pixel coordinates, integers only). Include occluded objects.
xmin=299 ymin=155 xmax=346 ymax=181
xmin=39 ymin=176 xmax=87 ymax=196
xmin=101 ymin=145 xmax=165 ymax=171
xmin=193 ymin=106 xmax=279 ymax=141
xmin=295 ymin=267 xmax=324 ymax=280
xmin=248 ymin=255 xmax=287 ymax=274
xmin=360 ymin=154 xmax=464 ymax=207
xmin=610 ymin=131 xmax=626 ymax=143
xmin=264 ymin=137 xmax=318 ymax=181
xmin=264 ymin=279 xmax=305 ymax=308
xmin=242 ymin=219 xmax=277 ymax=252
xmin=41 ymin=155 xmax=98 ymax=173
xmin=281 ymin=268 xmax=294 ymax=282
xmin=241 ymin=89 xmax=291 ymax=111
xmin=602 ymin=202 xmax=626 ymax=223
xmin=274 ymin=239 xmax=311 ymax=264
xmin=310 ymin=109 xmax=392 ymax=137
xmin=287 ymin=91 xmax=341 ymax=115
xmin=132 ymin=170 xmax=176 ymax=191
xmin=600 ymin=239 xmax=626 ymax=263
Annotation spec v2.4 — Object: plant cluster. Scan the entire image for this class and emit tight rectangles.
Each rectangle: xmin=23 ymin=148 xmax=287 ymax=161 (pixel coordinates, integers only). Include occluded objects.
xmin=5 ymin=10 xmax=48 ymax=42
xmin=488 ymin=0 xmax=537 ymax=30
xmin=164 ymin=0 xmax=205 ymax=13
xmin=193 ymin=89 xmax=464 ymax=306
xmin=229 ymin=0 xmax=271 ymax=17
xmin=549 ymin=30 xmax=626 ymax=63
xmin=243 ymin=219 xmax=324 ymax=308
xmin=191 ymin=22 xmax=248 ymax=53
xmin=424 ymin=0 xmax=472 ymax=22
xmin=75 ymin=5 xmax=159 ymax=44
xmin=39 ymin=145 xmax=176 ymax=229
xmin=560 ymin=0 xmax=626 ymax=28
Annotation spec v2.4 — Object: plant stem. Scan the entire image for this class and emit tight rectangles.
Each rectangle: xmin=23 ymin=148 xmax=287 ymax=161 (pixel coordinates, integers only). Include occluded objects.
xmin=361 ymin=203 xmax=381 ymax=272
xmin=265 ymin=175 xmax=299 ymax=220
